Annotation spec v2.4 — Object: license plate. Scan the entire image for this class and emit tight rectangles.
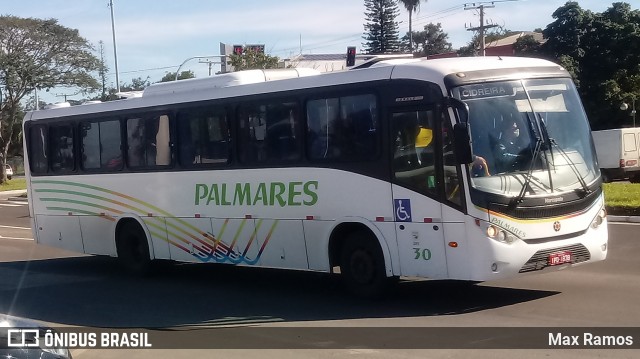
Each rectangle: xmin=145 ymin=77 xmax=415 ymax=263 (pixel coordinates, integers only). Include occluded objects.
xmin=548 ymin=251 xmax=572 ymax=266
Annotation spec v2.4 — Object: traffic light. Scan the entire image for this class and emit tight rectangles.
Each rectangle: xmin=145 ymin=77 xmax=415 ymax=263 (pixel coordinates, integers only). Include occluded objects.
xmin=346 ymin=46 xmax=356 ymax=67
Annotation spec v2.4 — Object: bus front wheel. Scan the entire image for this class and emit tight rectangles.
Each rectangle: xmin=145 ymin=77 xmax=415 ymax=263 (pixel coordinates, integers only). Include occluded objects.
xmin=339 ymin=231 xmax=390 ymax=297
xmin=116 ymin=220 xmax=152 ymax=275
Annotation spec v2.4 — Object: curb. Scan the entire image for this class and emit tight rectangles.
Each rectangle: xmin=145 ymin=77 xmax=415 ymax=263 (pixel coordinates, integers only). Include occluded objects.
xmin=0 ymin=189 xmax=27 ymax=201
xmin=607 ymin=216 xmax=640 ymax=223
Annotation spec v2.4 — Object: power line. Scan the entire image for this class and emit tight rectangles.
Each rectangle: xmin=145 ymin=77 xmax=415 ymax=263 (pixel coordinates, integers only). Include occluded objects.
xmin=464 ymin=2 xmax=501 ymax=56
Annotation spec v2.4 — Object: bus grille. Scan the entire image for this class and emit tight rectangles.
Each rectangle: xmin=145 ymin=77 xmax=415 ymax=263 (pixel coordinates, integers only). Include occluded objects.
xmin=487 ymin=188 xmax=601 ymax=219
xmin=519 ymin=243 xmax=591 ymax=273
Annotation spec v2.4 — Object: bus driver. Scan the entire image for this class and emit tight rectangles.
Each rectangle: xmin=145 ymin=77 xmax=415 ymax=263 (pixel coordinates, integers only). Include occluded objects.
xmin=472 ymin=118 xmax=531 ymax=176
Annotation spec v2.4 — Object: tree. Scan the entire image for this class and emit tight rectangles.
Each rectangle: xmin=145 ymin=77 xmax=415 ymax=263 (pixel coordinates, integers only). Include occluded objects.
xmin=363 ymin=0 xmax=401 ymax=54
xmin=540 ymin=2 xmax=640 ymax=130
xmin=227 ymin=48 xmax=280 ymax=71
xmin=542 ymin=2 xmax=593 ymax=65
xmin=159 ymin=70 xmax=195 ymax=82
xmin=97 ymin=41 xmax=110 ymax=101
xmin=401 ymin=22 xmax=452 ymax=56
xmin=398 ymin=0 xmax=426 ymax=52
xmin=513 ymin=34 xmax=543 ymax=57
xmin=0 ymin=16 xmax=100 ymax=183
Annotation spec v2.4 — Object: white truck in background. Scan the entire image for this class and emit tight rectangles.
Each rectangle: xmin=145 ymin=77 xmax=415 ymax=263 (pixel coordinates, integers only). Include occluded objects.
xmin=592 ymin=127 xmax=640 ymax=182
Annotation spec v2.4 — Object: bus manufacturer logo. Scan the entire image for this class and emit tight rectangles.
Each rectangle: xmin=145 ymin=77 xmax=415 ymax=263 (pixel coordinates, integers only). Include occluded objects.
xmin=394 ymin=199 xmax=412 ymax=222
xmin=553 ymin=221 xmax=561 ymax=232
xmin=395 ymin=96 xmax=424 ymax=102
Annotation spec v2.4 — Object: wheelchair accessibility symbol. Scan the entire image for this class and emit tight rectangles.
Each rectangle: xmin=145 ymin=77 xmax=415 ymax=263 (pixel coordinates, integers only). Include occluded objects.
xmin=394 ymin=199 xmax=412 ymax=222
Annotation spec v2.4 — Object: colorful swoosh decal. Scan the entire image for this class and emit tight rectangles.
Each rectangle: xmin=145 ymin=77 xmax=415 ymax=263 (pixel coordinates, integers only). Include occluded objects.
xmin=31 ymin=180 xmax=277 ymax=264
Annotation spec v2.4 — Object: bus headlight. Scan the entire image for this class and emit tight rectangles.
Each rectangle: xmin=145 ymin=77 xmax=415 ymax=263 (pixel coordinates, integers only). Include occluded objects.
xmin=591 ymin=208 xmax=606 ymax=229
xmin=487 ymin=225 xmax=516 ymax=244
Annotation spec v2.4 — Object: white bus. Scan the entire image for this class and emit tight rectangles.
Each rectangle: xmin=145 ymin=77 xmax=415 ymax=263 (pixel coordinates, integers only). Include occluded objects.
xmin=23 ymin=57 xmax=608 ymax=296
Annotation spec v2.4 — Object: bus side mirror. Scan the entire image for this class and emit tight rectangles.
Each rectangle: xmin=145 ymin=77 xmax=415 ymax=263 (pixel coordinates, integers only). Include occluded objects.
xmin=443 ymin=97 xmax=469 ymax=123
xmin=443 ymin=97 xmax=472 ymax=164
xmin=453 ymin=123 xmax=473 ymax=164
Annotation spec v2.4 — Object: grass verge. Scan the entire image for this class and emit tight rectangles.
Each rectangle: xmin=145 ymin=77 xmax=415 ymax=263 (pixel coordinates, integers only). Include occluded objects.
xmin=0 ymin=178 xmax=27 ymax=192
xmin=603 ymin=182 xmax=640 ymax=216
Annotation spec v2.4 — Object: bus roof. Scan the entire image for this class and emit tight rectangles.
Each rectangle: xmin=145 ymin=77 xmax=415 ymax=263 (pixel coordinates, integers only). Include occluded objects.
xmin=25 ymin=56 xmax=565 ymax=122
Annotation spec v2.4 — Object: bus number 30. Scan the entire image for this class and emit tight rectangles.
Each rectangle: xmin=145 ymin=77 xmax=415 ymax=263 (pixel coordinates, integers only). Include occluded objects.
xmin=413 ymin=248 xmax=432 ymax=260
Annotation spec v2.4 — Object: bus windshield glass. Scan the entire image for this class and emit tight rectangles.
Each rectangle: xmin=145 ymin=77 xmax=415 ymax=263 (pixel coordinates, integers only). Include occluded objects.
xmin=451 ymin=78 xmax=599 ymax=199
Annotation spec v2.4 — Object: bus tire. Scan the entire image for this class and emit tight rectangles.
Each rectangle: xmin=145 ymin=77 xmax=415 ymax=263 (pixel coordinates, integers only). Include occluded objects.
xmin=601 ymin=170 xmax=611 ymax=183
xmin=339 ymin=231 xmax=389 ymax=298
xmin=116 ymin=220 xmax=152 ymax=275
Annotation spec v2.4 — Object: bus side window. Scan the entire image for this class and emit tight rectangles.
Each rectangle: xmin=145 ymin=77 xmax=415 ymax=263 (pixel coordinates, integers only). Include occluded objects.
xmin=81 ymin=119 xmax=122 ymax=171
xmin=127 ymin=117 xmax=146 ymax=167
xmin=126 ymin=115 xmax=171 ymax=168
xmin=266 ymin=102 xmax=299 ymax=161
xmin=177 ymin=107 xmax=229 ymax=166
xmin=339 ymin=95 xmax=377 ymax=159
xmin=307 ymin=98 xmax=340 ymax=159
xmin=49 ymin=124 xmax=75 ymax=173
xmin=29 ymin=125 xmax=49 ymax=174
xmin=239 ymin=101 xmax=299 ymax=163
xmin=306 ymin=94 xmax=378 ymax=161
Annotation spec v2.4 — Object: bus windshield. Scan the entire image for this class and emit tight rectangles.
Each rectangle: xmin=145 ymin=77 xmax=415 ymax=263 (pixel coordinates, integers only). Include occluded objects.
xmin=451 ymin=78 xmax=599 ymax=199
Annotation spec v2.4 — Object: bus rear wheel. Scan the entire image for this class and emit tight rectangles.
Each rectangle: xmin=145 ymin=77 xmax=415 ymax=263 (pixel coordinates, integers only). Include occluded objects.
xmin=339 ymin=231 xmax=390 ymax=297
xmin=116 ymin=220 xmax=152 ymax=275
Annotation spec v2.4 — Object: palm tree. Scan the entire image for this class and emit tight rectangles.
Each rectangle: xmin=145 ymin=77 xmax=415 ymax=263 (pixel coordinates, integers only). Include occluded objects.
xmin=398 ymin=0 xmax=425 ymax=52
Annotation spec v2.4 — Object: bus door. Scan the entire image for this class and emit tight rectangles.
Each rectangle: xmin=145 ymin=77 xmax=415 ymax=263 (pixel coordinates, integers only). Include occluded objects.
xmin=390 ymin=108 xmax=448 ymax=278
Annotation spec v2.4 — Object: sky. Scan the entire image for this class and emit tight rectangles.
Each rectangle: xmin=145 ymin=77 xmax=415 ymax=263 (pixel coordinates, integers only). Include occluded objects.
xmin=2 ymin=0 xmax=626 ymax=103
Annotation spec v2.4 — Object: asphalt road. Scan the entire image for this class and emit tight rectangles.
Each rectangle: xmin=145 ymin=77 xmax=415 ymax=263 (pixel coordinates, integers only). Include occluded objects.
xmin=0 ymin=197 xmax=638 ymax=359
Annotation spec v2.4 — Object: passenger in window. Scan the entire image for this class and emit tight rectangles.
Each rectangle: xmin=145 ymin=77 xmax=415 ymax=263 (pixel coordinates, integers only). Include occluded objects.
xmin=127 ymin=120 xmax=145 ymax=167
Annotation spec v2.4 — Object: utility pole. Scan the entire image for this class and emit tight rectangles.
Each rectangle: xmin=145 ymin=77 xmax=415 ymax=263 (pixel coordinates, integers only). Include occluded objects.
xmin=198 ymin=59 xmax=222 ymax=76
xmin=465 ymin=3 xmax=499 ymax=56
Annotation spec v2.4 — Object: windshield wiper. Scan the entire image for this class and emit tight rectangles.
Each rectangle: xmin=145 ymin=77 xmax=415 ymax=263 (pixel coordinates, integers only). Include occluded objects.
xmin=538 ymin=115 xmax=591 ymax=198
xmin=513 ymin=112 xmax=545 ymax=205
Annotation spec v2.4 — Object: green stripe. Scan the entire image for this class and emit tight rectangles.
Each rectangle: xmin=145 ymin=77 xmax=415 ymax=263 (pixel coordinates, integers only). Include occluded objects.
xmin=45 ymin=207 xmax=100 ymax=216
xmin=41 ymin=197 xmax=124 ymax=214
xmin=33 ymin=180 xmax=215 ymax=239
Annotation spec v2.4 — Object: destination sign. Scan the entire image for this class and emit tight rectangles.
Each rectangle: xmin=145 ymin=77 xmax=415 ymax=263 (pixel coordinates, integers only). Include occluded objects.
xmin=459 ymin=83 xmax=516 ymax=100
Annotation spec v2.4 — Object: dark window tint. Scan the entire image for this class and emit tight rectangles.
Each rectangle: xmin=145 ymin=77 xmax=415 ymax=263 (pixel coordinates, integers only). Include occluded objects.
xmin=392 ymin=110 xmax=438 ymax=197
xmin=306 ymin=94 xmax=378 ymax=160
xmin=49 ymin=124 xmax=75 ymax=172
xmin=440 ymin=113 xmax=463 ymax=206
xmin=177 ymin=108 xmax=229 ymax=166
xmin=126 ymin=115 xmax=171 ymax=168
xmin=81 ymin=120 xmax=122 ymax=170
xmin=29 ymin=125 xmax=48 ymax=174
xmin=238 ymin=101 xmax=300 ymax=163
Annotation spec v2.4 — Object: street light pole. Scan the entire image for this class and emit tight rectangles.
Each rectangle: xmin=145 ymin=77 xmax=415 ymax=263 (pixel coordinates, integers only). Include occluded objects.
xmin=109 ymin=0 xmax=121 ymax=93
xmin=622 ymin=99 xmax=637 ymax=128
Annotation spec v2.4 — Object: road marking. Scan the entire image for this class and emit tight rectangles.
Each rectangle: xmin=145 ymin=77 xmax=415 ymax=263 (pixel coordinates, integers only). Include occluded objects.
xmin=0 ymin=224 xmax=32 ymax=230
xmin=0 ymin=235 xmax=34 ymax=240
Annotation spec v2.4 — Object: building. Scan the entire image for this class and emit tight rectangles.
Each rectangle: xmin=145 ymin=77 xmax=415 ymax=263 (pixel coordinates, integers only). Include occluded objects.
xmin=484 ymin=31 xmax=545 ymax=56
